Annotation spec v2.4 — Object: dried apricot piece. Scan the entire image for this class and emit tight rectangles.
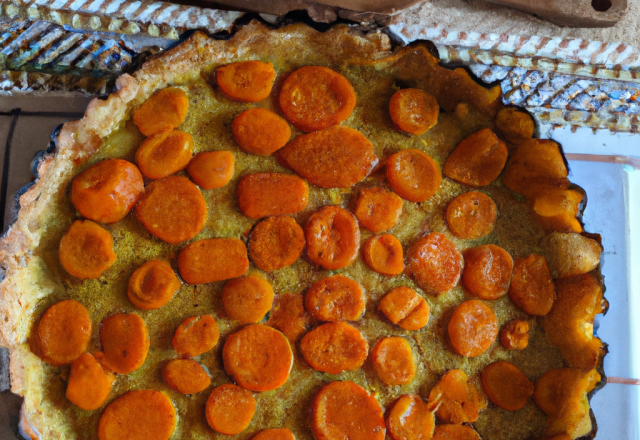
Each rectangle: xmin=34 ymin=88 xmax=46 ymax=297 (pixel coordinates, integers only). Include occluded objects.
xmin=300 ymin=322 xmax=368 ymax=374
xmin=37 ymin=300 xmax=92 ymax=366
xmin=371 ymin=337 xmax=415 ymax=385
xmin=279 ymin=126 xmax=378 ymax=188
xmin=71 ymin=159 xmax=144 ymax=223
xmin=66 ymin=353 xmax=115 ymax=410
xmin=378 ymin=287 xmax=430 ymax=331
xmin=304 ymin=275 xmax=365 ymax=322
xmin=481 ymin=361 xmax=534 ymax=411
xmin=177 ymin=238 xmax=249 ymax=284
xmin=135 ymin=130 xmax=193 ymax=180
xmin=186 ymin=151 xmax=235 ymax=190
xmin=312 ymin=381 xmax=385 ymax=440
xmin=448 ymin=300 xmax=498 ymax=357
xmin=172 ymin=315 xmax=220 ymax=358
xmin=305 ymin=205 xmax=360 ymax=270
xmin=266 ymin=293 xmax=310 ymax=343
xmin=445 ymin=191 xmax=497 ymax=240
xmin=279 ymin=66 xmax=356 ymax=132
xmin=462 ymin=244 xmax=513 ymax=300
xmin=233 ymin=108 xmax=291 ymax=155
xmin=216 ymin=60 xmax=276 ymax=102
xmin=249 ymin=216 xmax=305 ymax=271
xmin=252 ymin=429 xmax=295 ymax=440
xmin=495 ymin=107 xmax=535 ymax=145
xmin=363 ymin=234 xmax=405 ymax=276
xmin=427 ymin=369 xmax=487 ymax=424
xmin=162 ymin=358 xmax=211 ymax=395
xmin=406 ymin=233 xmax=463 ymax=296
xmin=223 ymin=324 xmax=293 ymax=391
xmin=533 ymin=189 xmax=583 ymax=233
xmin=59 ymin=220 xmax=117 ymax=280
xmin=206 ymin=384 xmax=256 ymax=435
xmin=443 ymin=128 xmax=508 ymax=187
xmin=222 ymin=275 xmax=274 ymax=324
xmin=98 ymin=313 xmax=149 ymax=374
xmin=387 ymin=149 xmax=441 ymax=202
xmin=509 ymin=254 xmax=555 ymax=316
xmin=133 ymin=87 xmax=189 ymax=136
xmin=127 ymin=260 xmax=181 ymax=310
xmin=354 ymin=187 xmax=403 ymax=233
xmin=500 ymin=319 xmax=530 ymax=350
xmin=389 ymin=88 xmax=439 ymax=135
xmin=136 ymin=176 xmax=207 ymax=244
xmin=387 ymin=394 xmax=435 ymax=440
xmin=432 ymin=425 xmax=481 ymax=440
xmin=237 ymin=173 xmax=308 ymax=219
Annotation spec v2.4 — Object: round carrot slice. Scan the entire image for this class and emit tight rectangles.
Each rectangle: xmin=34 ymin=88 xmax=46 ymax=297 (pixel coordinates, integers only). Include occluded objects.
xmin=500 ymin=319 xmax=530 ymax=350
xmin=354 ymin=187 xmax=403 ymax=233
xmin=136 ymin=176 xmax=207 ymax=244
xmin=299 ymin=322 xmax=368 ymax=374
xmin=427 ymin=369 xmax=487 ymax=424
xmin=172 ymin=315 xmax=220 ymax=358
xmin=279 ymin=66 xmax=356 ymax=132
xmin=278 ymin=126 xmax=378 ymax=188
xmin=233 ymin=108 xmax=291 ymax=155
xmin=249 ymin=216 xmax=305 ymax=271
xmin=252 ymin=428 xmax=295 ymax=440
xmin=59 ymin=220 xmax=116 ymax=279
xmin=387 ymin=395 xmax=435 ymax=440
xmin=135 ymin=130 xmax=193 ymax=180
xmin=305 ymin=205 xmax=360 ymax=270
xmin=71 ymin=159 xmax=144 ymax=223
xmin=443 ymin=128 xmax=508 ymax=187
xmin=445 ymin=191 xmax=497 ymax=240
xmin=386 ymin=149 xmax=442 ymax=202
xmin=223 ymin=324 xmax=293 ymax=391
xmin=98 ymin=390 xmax=176 ymax=440
xmin=162 ymin=358 xmax=211 ymax=395
xmin=363 ymin=234 xmax=404 ymax=276
xmin=509 ymin=254 xmax=556 ymax=316
xmin=265 ymin=293 xmax=310 ymax=343
xmin=389 ymin=88 xmax=439 ymax=135
xmin=462 ymin=244 xmax=513 ymax=300
xmin=312 ymin=380 xmax=384 ymax=440
xmin=177 ymin=238 xmax=249 ymax=284
xmin=206 ymin=384 xmax=256 ymax=435
xmin=37 ymin=300 xmax=92 ymax=366
xmin=448 ymin=300 xmax=498 ymax=357
xmin=222 ymin=275 xmax=274 ymax=324
xmin=481 ymin=361 xmax=534 ymax=411
xmin=187 ymin=151 xmax=235 ymax=190
xmin=133 ymin=87 xmax=189 ymax=136
xmin=371 ymin=337 xmax=415 ymax=385
xmin=406 ymin=232 xmax=463 ymax=296
xmin=98 ymin=313 xmax=149 ymax=374
xmin=216 ymin=60 xmax=276 ymax=103
xmin=432 ymin=425 xmax=481 ymax=440
xmin=304 ymin=275 xmax=365 ymax=322
xmin=378 ymin=287 xmax=430 ymax=331
xmin=66 ymin=353 xmax=115 ymax=410
xmin=127 ymin=260 xmax=181 ymax=310
xmin=237 ymin=173 xmax=309 ymax=219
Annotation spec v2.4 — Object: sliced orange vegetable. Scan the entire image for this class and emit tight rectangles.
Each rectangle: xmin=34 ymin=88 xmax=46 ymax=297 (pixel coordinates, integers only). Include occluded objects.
xmin=354 ymin=187 xmax=404 ymax=233
xmin=378 ymin=286 xmax=430 ymax=331
xmin=222 ymin=275 xmax=274 ymax=324
xmin=71 ymin=159 xmax=144 ymax=223
xmin=216 ymin=60 xmax=276 ymax=103
xmin=448 ymin=300 xmax=498 ymax=357
xmin=406 ymin=232 xmax=463 ymax=296
xmin=462 ymin=244 xmax=513 ymax=300
xmin=237 ymin=173 xmax=309 ymax=219
xmin=304 ymin=275 xmax=365 ymax=322
xmin=509 ymin=254 xmax=556 ymax=316
xmin=481 ymin=361 xmax=534 ymax=411
xmin=135 ymin=130 xmax=193 ymax=180
xmin=279 ymin=65 xmax=356 ymax=132
xmin=233 ymin=108 xmax=291 ymax=155
xmin=500 ymin=319 xmax=530 ymax=350
xmin=300 ymin=322 xmax=368 ymax=374
xmin=98 ymin=390 xmax=176 ymax=440
xmin=495 ymin=107 xmax=535 ymax=145
xmin=305 ymin=205 xmax=360 ymax=270
xmin=186 ymin=151 xmax=235 ymax=190
xmin=533 ymin=189 xmax=583 ymax=233
xmin=445 ymin=191 xmax=497 ymax=240
xmin=363 ymin=234 xmax=405 ymax=276
xmin=177 ymin=238 xmax=249 ymax=285
xmin=127 ymin=260 xmax=181 ymax=310
xmin=266 ymin=293 xmax=310 ymax=343
xmin=223 ymin=324 xmax=293 ymax=391
xmin=67 ymin=353 xmax=115 ymax=410
xmin=37 ymin=300 xmax=92 ymax=366
xmin=249 ymin=216 xmax=305 ymax=271
xmin=387 ymin=394 xmax=435 ymax=440
xmin=133 ymin=87 xmax=189 ymax=136
xmin=312 ymin=380 xmax=385 ymax=440
xmin=432 ymin=425 xmax=481 ymax=440
xmin=59 ymin=220 xmax=116 ymax=279
xmin=206 ymin=384 xmax=256 ymax=435
xmin=135 ymin=176 xmax=207 ymax=244
xmin=371 ymin=337 xmax=415 ymax=385
xmin=279 ymin=126 xmax=378 ymax=188
xmin=172 ymin=315 xmax=220 ymax=358
xmin=427 ymin=369 xmax=487 ymax=424
xmin=389 ymin=88 xmax=439 ymax=135
xmin=387 ymin=149 xmax=441 ymax=202
xmin=98 ymin=313 xmax=149 ymax=374
xmin=252 ymin=428 xmax=295 ymax=440
xmin=162 ymin=358 xmax=211 ymax=395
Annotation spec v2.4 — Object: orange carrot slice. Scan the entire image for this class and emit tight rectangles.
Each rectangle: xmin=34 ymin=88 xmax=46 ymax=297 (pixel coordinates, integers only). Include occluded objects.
xmin=533 ymin=189 xmax=583 ymax=233
xmin=300 ymin=322 xmax=368 ymax=374
xmin=389 ymin=88 xmax=439 ymax=135
xmin=448 ymin=300 xmax=498 ymax=357
xmin=216 ymin=60 xmax=276 ymax=103
xmin=206 ymin=384 xmax=256 ymax=435
xmin=371 ymin=337 xmax=416 ymax=385
xmin=135 ymin=130 xmax=193 ymax=180
xmin=495 ymin=107 xmax=535 ymax=145
xmin=233 ymin=108 xmax=291 ymax=155
xmin=252 ymin=428 xmax=295 ymax=440
xmin=354 ymin=187 xmax=404 ymax=233
xmin=187 ymin=151 xmax=235 ymax=190
xmin=481 ymin=361 xmax=534 ymax=411
xmin=172 ymin=315 xmax=220 ymax=358
xmin=127 ymin=260 xmax=181 ymax=310
xmin=406 ymin=232 xmax=463 ymax=296
xmin=222 ymin=275 xmax=274 ymax=324
xmin=37 ymin=300 xmax=92 ymax=366
xmin=98 ymin=313 xmax=149 ymax=374
xmin=133 ymin=87 xmax=189 ymax=136
xmin=432 ymin=425 xmax=481 ymax=440
xmin=304 ymin=275 xmax=365 ymax=322
xmin=237 ymin=173 xmax=309 ymax=219
xmin=59 ymin=220 xmax=116 ymax=280
xmin=509 ymin=254 xmax=556 ymax=316
xmin=266 ymin=293 xmax=310 ymax=343
xmin=177 ymin=238 xmax=249 ymax=284
xmin=387 ymin=395 xmax=435 ymax=440
xmin=305 ymin=205 xmax=360 ymax=270
xmin=427 ymin=369 xmax=487 ymax=424
xmin=500 ymin=319 xmax=530 ymax=350
xmin=445 ymin=191 xmax=497 ymax=240
xmin=249 ymin=216 xmax=305 ymax=271
xmin=162 ymin=358 xmax=211 ymax=395
xmin=378 ymin=286 xmax=430 ymax=331
xmin=462 ymin=244 xmax=514 ymax=300
xmin=363 ymin=234 xmax=404 ymax=276
xmin=66 ymin=353 xmax=115 ymax=410
xmin=387 ymin=149 xmax=441 ymax=202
